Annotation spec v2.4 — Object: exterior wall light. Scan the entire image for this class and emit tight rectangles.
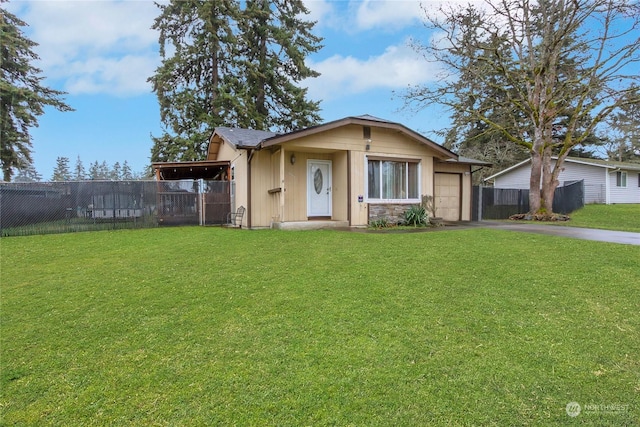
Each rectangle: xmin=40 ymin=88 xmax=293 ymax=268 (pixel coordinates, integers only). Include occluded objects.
xmin=290 ymin=153 xmax=296 ymax=164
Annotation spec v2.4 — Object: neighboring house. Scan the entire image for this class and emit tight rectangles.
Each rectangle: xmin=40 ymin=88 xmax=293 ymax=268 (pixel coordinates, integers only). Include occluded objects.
xmin=485 ymin=157 xmax=640 ymax=204
xmin=190 ymin=115 xmax=486 ymax=229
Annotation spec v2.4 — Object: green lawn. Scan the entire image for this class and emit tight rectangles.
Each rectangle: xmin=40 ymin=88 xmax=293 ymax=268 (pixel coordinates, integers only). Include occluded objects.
xmin=1 ymin=227 xmax=639 ymax=425
xmin=564 ymin=204 xmax=640 ymax=232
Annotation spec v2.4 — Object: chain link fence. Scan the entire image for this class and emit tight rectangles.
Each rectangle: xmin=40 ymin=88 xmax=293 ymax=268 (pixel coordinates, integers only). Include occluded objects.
xmin=1 ymin=180 xmax=231 ymax=237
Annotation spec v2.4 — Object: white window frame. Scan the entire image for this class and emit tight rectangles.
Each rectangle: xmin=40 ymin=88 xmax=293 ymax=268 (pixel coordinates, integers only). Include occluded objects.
xmin=365 ymin=157 xmax=421 ymax=203
xmin=616 ymin=171 xmax=627 ymax=188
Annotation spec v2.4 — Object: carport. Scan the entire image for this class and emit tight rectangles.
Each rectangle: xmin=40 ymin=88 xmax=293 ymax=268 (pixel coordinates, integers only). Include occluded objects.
xmin=152 ymin=160 xmax=232 ymax=225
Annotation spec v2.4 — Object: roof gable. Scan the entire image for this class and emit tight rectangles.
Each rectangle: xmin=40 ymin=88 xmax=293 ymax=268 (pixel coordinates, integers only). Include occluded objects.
xmin=260 ymin=115 xmax=457 ymax=159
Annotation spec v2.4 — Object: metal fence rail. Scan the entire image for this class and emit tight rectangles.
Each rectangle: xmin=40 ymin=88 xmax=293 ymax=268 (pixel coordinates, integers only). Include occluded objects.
xmin=0 ymin=180 xmax=231 ymax=237
xmin=473 ymin=180 xmax=585 ymax=220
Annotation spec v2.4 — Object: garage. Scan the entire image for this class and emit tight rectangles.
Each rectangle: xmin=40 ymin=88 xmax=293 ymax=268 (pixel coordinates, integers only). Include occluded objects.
xmin=434 ymin=173 xmax=461 ymax=221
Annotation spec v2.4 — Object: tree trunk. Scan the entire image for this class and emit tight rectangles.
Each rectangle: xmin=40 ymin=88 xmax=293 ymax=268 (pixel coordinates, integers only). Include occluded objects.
xmin=529 ymin=150 xmax=543 ymax=213
xmin=540 ymin=147 xmax=558 ymax=213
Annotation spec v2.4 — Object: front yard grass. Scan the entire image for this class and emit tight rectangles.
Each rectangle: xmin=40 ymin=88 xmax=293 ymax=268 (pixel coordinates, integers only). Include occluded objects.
xmin=1 ymin=227 xmax=639 ymax=425
xmin=564 ymin=204 xmax=640 ymax=232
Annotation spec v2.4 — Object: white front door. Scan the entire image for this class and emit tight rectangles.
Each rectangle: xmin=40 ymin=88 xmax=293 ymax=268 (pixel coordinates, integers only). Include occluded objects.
xmin=307 ymin=160 xmax=332 ymax=217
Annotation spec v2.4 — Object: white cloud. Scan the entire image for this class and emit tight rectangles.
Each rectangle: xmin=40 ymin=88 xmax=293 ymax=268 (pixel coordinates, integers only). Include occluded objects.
xmin=64 ymin=55 xmax=159 ymax=96
xmin=305 ymin=41 xmax=441 ymax=101
xmin=12 ymin=0 xmax=161 ymax=97
xmin=354 ymin=0 xmax=424 ymax=31
xmin=303 ymin=0 xmax=335 ymax=25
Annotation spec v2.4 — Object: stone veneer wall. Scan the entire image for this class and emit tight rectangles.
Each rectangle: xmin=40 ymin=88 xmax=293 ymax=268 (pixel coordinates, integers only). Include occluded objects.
xmin=368 ymin=203 xmax=415 ymax=225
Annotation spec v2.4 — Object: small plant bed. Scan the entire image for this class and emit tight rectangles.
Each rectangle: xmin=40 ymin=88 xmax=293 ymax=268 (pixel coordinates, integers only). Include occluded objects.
xmin=509 ymin=212 xmax=570 ymax=221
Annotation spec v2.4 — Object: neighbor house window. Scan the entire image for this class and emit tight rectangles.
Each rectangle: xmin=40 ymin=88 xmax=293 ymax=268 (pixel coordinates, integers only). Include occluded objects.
xmin=367 ymin=158 xmax=419 ymax=200
xmin=616 ymin=171 xmax=627 ymax=187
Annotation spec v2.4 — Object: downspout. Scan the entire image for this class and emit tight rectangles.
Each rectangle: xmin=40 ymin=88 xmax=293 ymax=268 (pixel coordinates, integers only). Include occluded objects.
xmin=247 ymin=149 xmax=256 ymax=228
xmin=347 ymin=151 xmax=352 ymax=225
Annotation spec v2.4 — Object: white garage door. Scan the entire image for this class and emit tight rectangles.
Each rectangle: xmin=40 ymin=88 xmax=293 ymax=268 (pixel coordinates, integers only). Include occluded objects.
xmin=434 ymin=173 xmax=461 ymax=221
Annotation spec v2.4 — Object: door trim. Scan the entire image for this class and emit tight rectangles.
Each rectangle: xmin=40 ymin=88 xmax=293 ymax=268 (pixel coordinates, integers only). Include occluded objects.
xmin=307 ymin=159 xmax=332 ymax=217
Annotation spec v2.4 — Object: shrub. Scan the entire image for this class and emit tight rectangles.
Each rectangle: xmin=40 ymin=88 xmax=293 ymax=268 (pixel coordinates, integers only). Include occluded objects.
xmin=369 ymin=217 xmax=390 ymax=229
xmin=403 ymin=205 xmax=427 ymax=227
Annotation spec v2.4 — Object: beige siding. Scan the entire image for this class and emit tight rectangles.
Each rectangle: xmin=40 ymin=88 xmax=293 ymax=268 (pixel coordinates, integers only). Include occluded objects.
xmin=250 ymin=150 xmax=278 ymax=227
xmin=213 ymin=123 xmax=475 ymax=227
xmin=350 ymin=151 xmax=368 ymax=225
xmin=332 ymin=151 xmax=348 ymax=221
xmin=216 ymin=142 xmax=249 ymax=225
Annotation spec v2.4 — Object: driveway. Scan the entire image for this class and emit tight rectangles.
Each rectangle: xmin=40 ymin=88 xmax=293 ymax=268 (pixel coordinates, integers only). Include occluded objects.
xmin=473 ymin=221 xmax=640 ymax=246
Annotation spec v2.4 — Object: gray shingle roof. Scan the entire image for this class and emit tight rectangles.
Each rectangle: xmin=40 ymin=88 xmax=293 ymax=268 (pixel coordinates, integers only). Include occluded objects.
xmin=215 ymin=127 xmax=279 ymax=148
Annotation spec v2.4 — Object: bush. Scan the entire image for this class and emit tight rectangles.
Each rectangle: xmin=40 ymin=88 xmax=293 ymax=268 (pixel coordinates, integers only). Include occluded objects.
xmin=403 ymin=205 xmax=427 ymax=227
xmin=369 ymin=217 xmax=390 ymax=229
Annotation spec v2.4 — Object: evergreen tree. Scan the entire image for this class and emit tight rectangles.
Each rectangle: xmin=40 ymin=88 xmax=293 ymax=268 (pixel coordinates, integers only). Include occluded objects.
xmin=0 ymin=3 xmax=73 ymax=181
xmin=121 ymin=160 xmax=133 ymax=180
xmin=13 ymin=162 xmax=41 ymax=182
xmin=606 ymin=85 xmax=640 ymax=162
xmin=98 ymin=161 xmax=110 ymax=179
xmin=73 ymin=155 xmax=86 ymax=180
xmin=111 ymin=161 xmax=121 ymax=180
xmin=51 ymin=156 xmax=71 ymax=181
xmin=148 ymin=0 xmax=322 ymax=162
xmin=88 ymin=161 xmax=100 ymax=180
xmin=235 ymin=0 xmax=322 ymax=131
xmin=149 ymin=0 xmax=239 ymax=163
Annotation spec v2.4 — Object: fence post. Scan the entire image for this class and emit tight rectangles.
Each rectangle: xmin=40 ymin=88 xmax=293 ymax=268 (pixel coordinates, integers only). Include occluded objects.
xmin=478 ymin=185 xmax=483 ymax=221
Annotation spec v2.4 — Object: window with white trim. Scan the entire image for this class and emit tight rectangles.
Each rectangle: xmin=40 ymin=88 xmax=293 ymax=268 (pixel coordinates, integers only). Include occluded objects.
xmin=367 ymin=158 xmax=419 ymax=201
xmin=616 ymin=171 xmax=627 ymax=187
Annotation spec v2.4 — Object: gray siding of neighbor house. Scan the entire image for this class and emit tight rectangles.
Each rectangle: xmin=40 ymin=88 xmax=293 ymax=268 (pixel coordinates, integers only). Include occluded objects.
xmin=609 ymin=170 xmax=640 ymax=204
xmin=493 ymin=161 xmax=606 ymax=203
xmin=493 ymin=164 xmax=531 ymax=190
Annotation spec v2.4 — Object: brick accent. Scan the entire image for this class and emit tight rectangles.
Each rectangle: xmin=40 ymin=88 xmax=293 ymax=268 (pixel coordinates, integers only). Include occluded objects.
xmin=368 ymin=203 xmax=415 ymax=225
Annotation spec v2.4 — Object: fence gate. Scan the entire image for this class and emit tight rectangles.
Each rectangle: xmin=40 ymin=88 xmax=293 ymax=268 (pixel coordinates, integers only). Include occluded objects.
xmin=157 ymin=180 xmax=230 ymax=226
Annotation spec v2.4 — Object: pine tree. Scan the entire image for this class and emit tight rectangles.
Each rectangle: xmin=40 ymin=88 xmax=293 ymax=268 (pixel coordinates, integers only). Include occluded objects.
xmin=111 ymin=161 xmax=121 ymax=180
xmin=606 ymin=85 xmax=640 ymax=162
xmin=121 ymin=160 xmax=133 ymax=180
xmin=13 ymin=162 xmax=41 ymax=182
xmin=148 ymin=0 xmax=322 ymax=162
xmin=99 ymin=161 xmax=110 ymax=179
xmin=73 ymin=155 xmax=86 ymax=180
xmin=149 ymin=0 xmax=239 ymax=163
xmin=236 ymin=0 xmax=322 ymax=131
xmin=0 ymin=4 xmax=73 ymax=181
xmin=88 ymin=161 xmax=100 ymax=180
xmin=51 ymin=156 xmax=71 ymax=181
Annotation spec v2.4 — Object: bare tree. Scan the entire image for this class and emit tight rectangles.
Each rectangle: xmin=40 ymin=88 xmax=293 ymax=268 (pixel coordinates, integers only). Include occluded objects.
xmin=405 ymin=0 xmax=640 ymax=215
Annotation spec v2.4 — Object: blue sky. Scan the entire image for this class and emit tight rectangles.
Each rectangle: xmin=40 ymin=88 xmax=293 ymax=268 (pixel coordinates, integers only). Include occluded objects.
xmin=7 ymin=0 xmax=454 ymax=180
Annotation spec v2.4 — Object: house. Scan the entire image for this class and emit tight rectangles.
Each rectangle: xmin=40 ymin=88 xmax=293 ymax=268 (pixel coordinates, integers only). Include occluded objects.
xmin=195 ymin=115 xmax=487 ymax=229
xmin=485 ymin=157 xmax=640 ymax=204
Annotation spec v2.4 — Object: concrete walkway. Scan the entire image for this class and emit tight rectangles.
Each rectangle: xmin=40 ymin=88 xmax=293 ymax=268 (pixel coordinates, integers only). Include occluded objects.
xmin=472 ymin=221 xmax=640 ymax=246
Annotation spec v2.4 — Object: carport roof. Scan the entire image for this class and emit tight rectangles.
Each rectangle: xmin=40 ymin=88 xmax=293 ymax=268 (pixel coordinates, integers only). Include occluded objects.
xmin=152 ymin=160 xmax=230 ymax=180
